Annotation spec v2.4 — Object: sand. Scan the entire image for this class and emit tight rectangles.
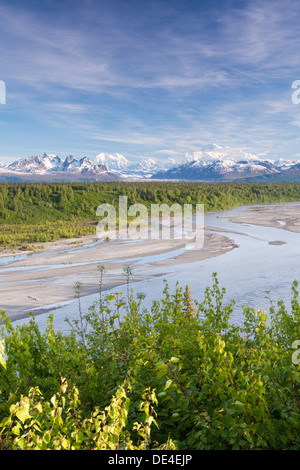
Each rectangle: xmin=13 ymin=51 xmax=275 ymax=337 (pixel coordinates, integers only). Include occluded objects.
xmin=220 ymin=201 xmax=300 ymax=233
xmin=1 ymin=201 xmax=299 ymax=321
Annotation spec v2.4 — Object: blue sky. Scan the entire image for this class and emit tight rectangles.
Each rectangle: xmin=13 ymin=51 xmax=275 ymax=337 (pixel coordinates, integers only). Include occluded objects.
xmin=1 ymin=0 xmax=300 ymax=163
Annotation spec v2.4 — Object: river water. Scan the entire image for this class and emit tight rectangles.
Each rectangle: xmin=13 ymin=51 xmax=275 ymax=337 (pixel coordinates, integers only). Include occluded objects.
xmin=9 ymin=202 xmax=300 ymax=334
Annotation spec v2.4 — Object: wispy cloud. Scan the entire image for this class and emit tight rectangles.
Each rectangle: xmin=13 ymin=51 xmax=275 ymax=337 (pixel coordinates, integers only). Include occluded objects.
xmin=0 ymin=2 xmax=246 ymax=94
xmin=1 ymin=0 xmax=300 ymax=161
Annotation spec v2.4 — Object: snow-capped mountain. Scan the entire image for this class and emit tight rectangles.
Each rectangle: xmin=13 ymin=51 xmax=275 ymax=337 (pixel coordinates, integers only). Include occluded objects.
xmin=91 ymin=154 xmax=171 ymax=179
xmin=0 ymin=153 xmax=120 ymax=181
xmin=7 ymin=154 xmax=64 ymax=174
xmin=133 ymin=158 xmax=160 ymax=171
xmin=125 ymin=158 xmax=167 ymax=178
xmin=152 ymin=159 xmax=276 ymax=181
xmin=1 ymin=145 xmax=300 ymax=182
xmin=150 ymin=144 xmax=300 ymax=181
xmin=94 ymin=153 xmax=130 ymax=170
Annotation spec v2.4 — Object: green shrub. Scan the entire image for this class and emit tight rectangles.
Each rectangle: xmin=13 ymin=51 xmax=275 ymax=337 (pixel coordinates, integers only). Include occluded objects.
xmin=0 ymin=274 xmax=299 ymax=449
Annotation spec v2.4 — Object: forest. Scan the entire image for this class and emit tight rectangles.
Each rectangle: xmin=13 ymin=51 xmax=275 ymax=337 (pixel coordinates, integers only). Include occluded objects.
xmin=1 ymin=181 xmax=300 ymax=248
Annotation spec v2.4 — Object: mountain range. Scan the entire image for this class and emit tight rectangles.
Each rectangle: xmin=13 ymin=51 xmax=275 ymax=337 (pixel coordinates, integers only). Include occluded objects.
xmin=1 ymin=144 xmax=300 ymax=182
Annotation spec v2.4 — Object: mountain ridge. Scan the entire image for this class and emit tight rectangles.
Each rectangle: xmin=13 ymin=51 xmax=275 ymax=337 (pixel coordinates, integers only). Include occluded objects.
xmin=1 ymin=145 xmax=300 ymax=182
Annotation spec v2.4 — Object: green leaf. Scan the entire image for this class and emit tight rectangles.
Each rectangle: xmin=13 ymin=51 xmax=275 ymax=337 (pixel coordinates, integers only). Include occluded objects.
xmin=155 ymin=361 xmax=167 ymax=370
xmin=164 ymin=379 xmax=173 ymax=390
xmin=1 ymin=416 xmax=11 ymax=427
xmin=16 ymin=405 xmax=30 ymax=424
xmin=35 ymin=403 xmax=43 ymax=414
xmin=12 ymin=425 xmax=20 ymax=436
xmin=170 ymin=357 xmax=180 ymax=364
xmin=43 ymin=431 xmax=51 ymax=444
xmin=223 ymin=414 xmax=232 ymax=427
xmin=0 ymin=340 xmax=6 ymax=369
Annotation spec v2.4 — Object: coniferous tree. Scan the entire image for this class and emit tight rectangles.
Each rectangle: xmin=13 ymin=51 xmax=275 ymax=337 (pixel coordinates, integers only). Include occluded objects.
xmin=183 ymin=284 xmax=196 ymax=317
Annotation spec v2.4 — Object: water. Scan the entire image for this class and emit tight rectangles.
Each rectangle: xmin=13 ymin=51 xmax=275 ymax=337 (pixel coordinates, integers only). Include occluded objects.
xmin=9 ymin=203 xmax=300 ymax=334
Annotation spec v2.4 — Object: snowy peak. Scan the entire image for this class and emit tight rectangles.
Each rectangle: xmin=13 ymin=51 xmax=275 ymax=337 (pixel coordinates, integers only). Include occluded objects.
xmin=94 ymin=153 xmax=129 ymax=170
xmin=8 ymin=154 xmax=64 ymax=174
xmin=182 ymin=145 xmax=266 ymax=165
xmin=201 ymin=143 xmax=223 ymax=151
xmin=41 ymin=153 xmax=64 ymax=170
xmin=72 ymin=156 xmax=108 ymax=174
xmin=63 ymin=155 xmax=78 ymax=170
xmin=134 ymin=158 xmax=159 ymax=170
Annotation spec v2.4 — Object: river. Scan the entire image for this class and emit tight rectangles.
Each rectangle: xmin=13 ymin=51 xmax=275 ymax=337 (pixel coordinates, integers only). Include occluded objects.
xmin=7 ymin=202 xmax=300 ymax=334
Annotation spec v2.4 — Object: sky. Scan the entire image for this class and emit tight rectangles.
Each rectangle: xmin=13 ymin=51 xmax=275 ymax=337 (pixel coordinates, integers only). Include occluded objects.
xmin=1 ymin=0 xmax=300 ymax=164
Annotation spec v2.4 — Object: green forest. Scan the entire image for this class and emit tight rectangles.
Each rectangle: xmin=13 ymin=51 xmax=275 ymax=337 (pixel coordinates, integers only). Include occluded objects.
xmin=0 ymin=274 xmax=299 ymax=449
xmin=1 ymin=181 xmax=300 ymax=249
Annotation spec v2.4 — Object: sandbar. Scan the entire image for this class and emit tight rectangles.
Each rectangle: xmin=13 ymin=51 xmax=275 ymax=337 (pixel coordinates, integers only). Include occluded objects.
xmin=0 ymin=230 xmax=236 ymax=321
xmin=220 ymin=201 xmax=300 ymax=232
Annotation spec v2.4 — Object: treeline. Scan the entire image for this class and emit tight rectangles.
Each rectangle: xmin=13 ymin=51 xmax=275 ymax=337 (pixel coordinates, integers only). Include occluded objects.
xmin=0 ymin=274 xmax=299 ymax=449
xmin=0 ymin=181 xmax=300 ymax=248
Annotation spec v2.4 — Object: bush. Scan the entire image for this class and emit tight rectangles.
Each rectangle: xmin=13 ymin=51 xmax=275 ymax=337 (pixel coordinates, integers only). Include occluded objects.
xmin=0 ymin=274 xmax=299 ymax=450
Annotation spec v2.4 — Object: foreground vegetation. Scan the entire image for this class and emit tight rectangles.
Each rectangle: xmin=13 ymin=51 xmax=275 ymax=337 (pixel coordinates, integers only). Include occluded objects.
xmin=1 ymin=181 xmax=300 ymax=248
xmin=0 ymin=273 xmax=299 ymax=450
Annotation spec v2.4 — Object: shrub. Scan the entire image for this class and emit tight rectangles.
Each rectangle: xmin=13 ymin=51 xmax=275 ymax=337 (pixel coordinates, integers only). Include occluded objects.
xmin=0 ymin=274 xmax=299 ymax=449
